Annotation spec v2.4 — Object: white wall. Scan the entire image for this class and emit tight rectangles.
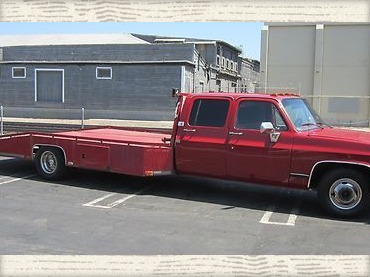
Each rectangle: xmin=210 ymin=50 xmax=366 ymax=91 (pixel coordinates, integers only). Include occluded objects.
xmin=261 ymin=23 xmax=370 ymax=125
xmin=261 ymin=25 xmax=315 ymax=95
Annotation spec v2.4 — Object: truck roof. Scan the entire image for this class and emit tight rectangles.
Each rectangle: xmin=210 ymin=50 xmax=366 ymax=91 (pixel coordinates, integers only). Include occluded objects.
xmin=179 ymin=92 xmax=301 ymax=101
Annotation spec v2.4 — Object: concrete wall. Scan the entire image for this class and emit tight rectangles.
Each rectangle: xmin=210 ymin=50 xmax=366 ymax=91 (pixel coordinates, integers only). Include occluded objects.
xmin=240 ymin=59 xmax=260 ymax=93
xmin=261 ymin=23 xmax=370 ymax=125
xmin=320 ymin=25 xmax=370 ymax=124
xmin=195 ymin=43 xmax=217 ymax=65
xmin=260 ymin=25 xmax=315 ymax=95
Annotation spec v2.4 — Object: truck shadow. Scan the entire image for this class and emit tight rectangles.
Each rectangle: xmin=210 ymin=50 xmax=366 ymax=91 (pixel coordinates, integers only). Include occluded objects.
xmin=150 ymin=175 xmax=370 ymax=224
xmin=1 ymin=158 xmax=370 ymax=224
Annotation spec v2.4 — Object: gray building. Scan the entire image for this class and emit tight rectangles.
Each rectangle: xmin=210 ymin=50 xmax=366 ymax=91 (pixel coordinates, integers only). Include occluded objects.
xmin=239 ymin=58 xmax=260 ymax=93
xmin=0 ymin=33 xmax=244 ymax=121
xmin=134 ymin=34 xmax=242 ymax=93
xmin=260 ymin=23 xmax=370 ymax=125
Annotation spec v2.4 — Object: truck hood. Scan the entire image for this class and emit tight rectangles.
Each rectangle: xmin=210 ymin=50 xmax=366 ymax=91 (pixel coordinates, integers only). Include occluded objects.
xmin=307 ymin=127 xmax=370 ymax=144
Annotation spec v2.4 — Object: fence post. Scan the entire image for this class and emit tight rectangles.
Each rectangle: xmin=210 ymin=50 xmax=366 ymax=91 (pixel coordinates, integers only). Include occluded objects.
xmin=0 ymin=106 xmax=3 ymax=135
xmin=81 ymin=107 xmax=85 ymax=129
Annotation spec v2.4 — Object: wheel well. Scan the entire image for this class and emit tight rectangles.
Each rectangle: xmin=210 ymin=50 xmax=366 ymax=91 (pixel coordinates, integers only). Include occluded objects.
xmin=309 ymin=162 xmax=370 ymax=190
xmin=32 ymin=145 xmax=66 ymax=164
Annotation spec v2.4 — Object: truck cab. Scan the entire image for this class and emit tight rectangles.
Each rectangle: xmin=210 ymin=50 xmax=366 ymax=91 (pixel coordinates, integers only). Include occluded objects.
xmin=173 ymin=93 xmax=370 ymax=217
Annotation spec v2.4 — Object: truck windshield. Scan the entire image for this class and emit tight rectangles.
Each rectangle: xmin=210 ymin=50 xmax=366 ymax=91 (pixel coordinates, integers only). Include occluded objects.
xmin=282 ymin=98 xmax=326 ymax=131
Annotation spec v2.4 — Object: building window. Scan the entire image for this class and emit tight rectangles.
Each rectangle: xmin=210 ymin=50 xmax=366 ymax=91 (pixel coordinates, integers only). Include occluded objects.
xmin=235 ymin=63 xmax=238 ymax=72
xmin=222 ymin=57 xmax=225 ymax=69
xmin=199 ymin=81 xmax=205 ymax=93
xmin=12 ymin=67 xmax=26 ymax=78
xmin=96 ymin=67 xmax=112 ymax=79
xmin=226 ymin=59 xmax=229 ymax=69
xmin=216 ymin=55 xmax=220 ymax=66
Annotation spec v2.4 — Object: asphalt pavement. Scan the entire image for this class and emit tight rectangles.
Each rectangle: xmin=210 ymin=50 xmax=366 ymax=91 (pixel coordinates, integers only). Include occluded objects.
xmin=0 ymin=156 xmax=370 ymax=255
xmin=1 ymin=118 xmax=370 ymax=276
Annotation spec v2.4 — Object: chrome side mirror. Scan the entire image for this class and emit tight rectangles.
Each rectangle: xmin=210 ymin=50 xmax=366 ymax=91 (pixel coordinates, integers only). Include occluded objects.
xmin=260 ymin=122 xmax=280 ymax=143
xmin=260 ymin=122 xmax=275 ymax=134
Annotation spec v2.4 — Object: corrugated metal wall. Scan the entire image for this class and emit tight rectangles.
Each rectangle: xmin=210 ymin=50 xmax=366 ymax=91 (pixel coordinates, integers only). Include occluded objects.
xmin=4 ymin=44 xmax=195 ymax=62
xmin=0 ymin=41 xmax=244 ymax=121
xmin=0 ymin=63 xmax=180 ymax=120
xmin=0 ymin=43 xmax=197 ymax=120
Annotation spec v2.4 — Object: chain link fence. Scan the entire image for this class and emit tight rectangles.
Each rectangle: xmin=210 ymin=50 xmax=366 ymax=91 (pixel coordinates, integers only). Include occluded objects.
xmin=204 ymin=87 xmax=370 ymax=127
xmin=0 ymin=106 xmax=86 ymax=135
xmin=0 ymin=105 xmax=176 ymax=135
xmin=1 ymin=92 xmax=370 ymax=135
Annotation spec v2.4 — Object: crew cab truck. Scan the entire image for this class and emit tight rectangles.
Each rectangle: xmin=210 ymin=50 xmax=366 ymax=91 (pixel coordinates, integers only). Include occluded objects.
xmin=1 ymin=93 xmax=370 ymax=218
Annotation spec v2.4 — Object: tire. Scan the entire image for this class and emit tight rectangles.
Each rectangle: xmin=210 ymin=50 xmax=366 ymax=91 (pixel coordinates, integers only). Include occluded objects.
xmin=35 ymin=147 xmax=67 ymax=180
xmin=318 ymin=168 xmax=369 ymax=218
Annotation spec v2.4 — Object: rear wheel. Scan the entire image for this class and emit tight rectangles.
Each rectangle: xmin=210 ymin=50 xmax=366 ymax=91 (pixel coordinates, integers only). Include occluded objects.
xmin=318 ymin=169 xmax=369 ymax=218
xmin=35 ymin=147 xmax=67 ymax=180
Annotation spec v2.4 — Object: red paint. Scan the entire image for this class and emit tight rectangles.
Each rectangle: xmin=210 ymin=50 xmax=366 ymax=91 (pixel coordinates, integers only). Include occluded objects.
xmin=1 ymin=93 xmax=370 ymax=190
xmin=0 ymin=128 xmax=172 ymax=176
xmin=290 ymin=127 xmax=370 ymax=187
xmin=175 ymin=96 xmax=232 ymax=178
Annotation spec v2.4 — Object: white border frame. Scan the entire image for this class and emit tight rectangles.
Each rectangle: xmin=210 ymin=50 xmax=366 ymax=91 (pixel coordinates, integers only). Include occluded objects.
xmin=34 ymin=69 xmax=65 ymax=103
xmin=96 ymin=66 xmax=112 ymax=80
xmin=0 ymin=0 xmax=367 ymax=270
xmin=12 ymin=67 xmax=26 ymax=78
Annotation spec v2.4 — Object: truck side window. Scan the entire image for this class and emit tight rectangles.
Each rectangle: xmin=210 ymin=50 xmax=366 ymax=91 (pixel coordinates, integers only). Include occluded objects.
xmin=236 ymin=101 xmax=287 ymax=131
xmin=189 ymin=99 xmax=230 ymax=127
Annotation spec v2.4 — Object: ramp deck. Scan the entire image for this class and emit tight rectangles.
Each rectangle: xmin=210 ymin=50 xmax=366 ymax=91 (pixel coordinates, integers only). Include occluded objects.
xmin=0 ymin=127 xmax=173 ymax=176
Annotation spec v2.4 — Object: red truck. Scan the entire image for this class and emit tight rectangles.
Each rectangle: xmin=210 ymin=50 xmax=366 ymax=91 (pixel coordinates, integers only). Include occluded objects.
xmin=1 ymin=93 xmax=370 ymax=218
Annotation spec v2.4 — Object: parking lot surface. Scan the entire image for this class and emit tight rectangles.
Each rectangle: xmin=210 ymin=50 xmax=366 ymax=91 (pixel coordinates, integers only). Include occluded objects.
xmin=1 ymin=156 xmax=370 ymax=255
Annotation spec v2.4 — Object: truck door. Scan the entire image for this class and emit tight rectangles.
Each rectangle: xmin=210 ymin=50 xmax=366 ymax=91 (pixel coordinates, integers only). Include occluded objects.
xmin=175 ymin=97 xmax=230 ymax=178
xmin=226 ymin=99 xmax=293 ymax=185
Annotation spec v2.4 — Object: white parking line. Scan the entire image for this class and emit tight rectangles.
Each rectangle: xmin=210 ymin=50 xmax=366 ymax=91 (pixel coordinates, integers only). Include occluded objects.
xmin=83 ymin=185 xmax=154 ymax=209
xmin=259 ymin=203 xmax=299 ymax=227
xmin=0 ymin=173 xmax=38 ymax=186
xmin=0 ymin=173 xmax=28 ymax=181
xmin=82 ymin=193 xmax=117 ymax=209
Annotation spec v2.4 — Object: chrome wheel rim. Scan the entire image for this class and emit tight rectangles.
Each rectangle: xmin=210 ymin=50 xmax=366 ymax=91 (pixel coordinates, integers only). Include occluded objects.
xmin=329 ymin=178 xmax=362 ymax=210
xmin=40 ymin=151 xmax=57 ymax=174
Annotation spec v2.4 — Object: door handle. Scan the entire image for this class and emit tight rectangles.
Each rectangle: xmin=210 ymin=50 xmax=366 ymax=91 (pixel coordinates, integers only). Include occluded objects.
xmin=229 ymin=131 xmax=243 ymax=136
xmin=183 ymin=128 xmax=196 ymax=132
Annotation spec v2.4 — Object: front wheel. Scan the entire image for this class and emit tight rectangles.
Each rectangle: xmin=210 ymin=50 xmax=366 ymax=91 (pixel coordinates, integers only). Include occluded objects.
xmin=35 ymin=147 xmax=67 ymax=180
xmin=318 ymin=169 xmax=369 ymax=218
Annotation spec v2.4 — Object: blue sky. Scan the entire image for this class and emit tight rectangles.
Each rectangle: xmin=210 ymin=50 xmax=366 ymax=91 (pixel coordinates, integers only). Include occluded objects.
xmin=0 ymin=22 xmax=263 ymax=60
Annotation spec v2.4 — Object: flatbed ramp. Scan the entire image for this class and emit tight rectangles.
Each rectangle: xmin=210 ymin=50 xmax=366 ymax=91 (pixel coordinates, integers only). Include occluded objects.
xmin=0 ymin=127 xmax=173 ymax=176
